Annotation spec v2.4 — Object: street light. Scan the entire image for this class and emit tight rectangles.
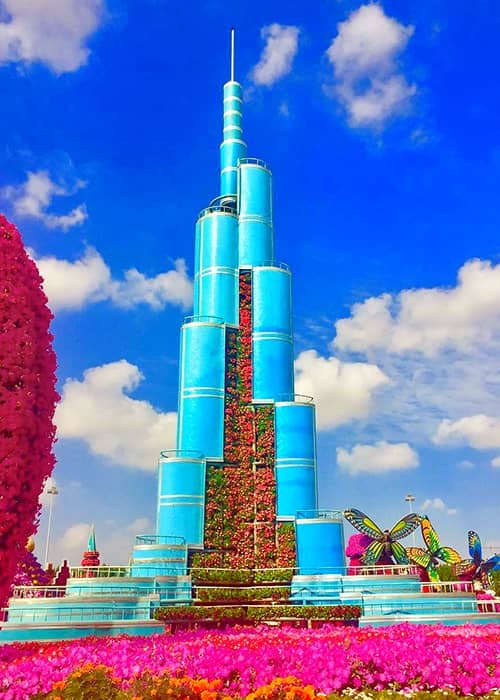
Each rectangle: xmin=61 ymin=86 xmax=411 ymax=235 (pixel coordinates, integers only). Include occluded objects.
xmin=405 ymin=494 xmax=416 ymax=547
xmin=44 ymin=485 xmax=59 ymax=567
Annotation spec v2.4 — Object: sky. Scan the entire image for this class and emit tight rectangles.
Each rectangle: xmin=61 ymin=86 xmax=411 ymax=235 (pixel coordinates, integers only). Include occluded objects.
xmin=1 ymin=0 xmax=500 ymax=566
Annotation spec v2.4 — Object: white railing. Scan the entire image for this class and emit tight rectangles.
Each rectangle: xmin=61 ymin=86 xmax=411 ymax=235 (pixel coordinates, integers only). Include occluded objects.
xmin=347 ymin=564 xmax=421 ymax=577
xmin=420 ymin=581 xmax=474 ymax=594
xmin=12 ymin=586 xmax=66 ymax=599
xmin=69 ymin=566 xmax=131 ymax=578
xmin=366 ymin=598 xmax=478 ymax=617
xmin=5 ymin=606 xmax=154 ymax=623
xmin=477 ymin=599 xmax=500 ymax=613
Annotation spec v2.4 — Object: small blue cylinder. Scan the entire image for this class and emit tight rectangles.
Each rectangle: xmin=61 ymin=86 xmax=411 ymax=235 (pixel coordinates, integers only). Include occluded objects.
xmin=295 ymin=512 xmax=346 ymax=575
xmin=196 ymin=211 xmax=238 ymax=324
xmin=220 ymin=81 xmax=247 ymax=195
xmin=238 ymin=161 xmax=273 ymax=266
xmin=252 ymin=267 xmax=294 ymax=400
xmin=275 ymin=402 xmax=317 ymax=516
xmin=177 ymin=321 xmax=225 ymax=459
xmin=157 ymin=455 xmax=206 ymax=547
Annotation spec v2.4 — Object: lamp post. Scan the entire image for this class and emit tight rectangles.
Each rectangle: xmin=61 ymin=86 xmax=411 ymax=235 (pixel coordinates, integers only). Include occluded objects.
xmin=405 ymin=493 xmax=416 ymax=547
xmin=44 ymin=485 xmax=59 ymax=567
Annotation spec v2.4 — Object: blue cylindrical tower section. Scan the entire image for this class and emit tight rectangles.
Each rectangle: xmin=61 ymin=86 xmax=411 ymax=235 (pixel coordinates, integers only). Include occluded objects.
xmin=295 ymin=511 xmax=346 ymax=575
xmin=220 ymin=81 xmax=247 ymax=196
xmin=157 ymin=454 xmax=205 ymax=546
xmin=238 ymin=161 xmax=273 ymax=266
xmin=195 ymin=210 xmax=238 ymax=324
xmin=275 ymin=401 xmax=317 ymax=517
xmin=252 ymin=266 xmax=294 ymax=400
xmin=177 ymin=320 xmax=225 ymax=460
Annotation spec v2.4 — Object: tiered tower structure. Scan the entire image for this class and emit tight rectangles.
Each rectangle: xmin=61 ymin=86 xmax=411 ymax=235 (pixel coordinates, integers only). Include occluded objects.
xmin=156 ymin=33 xmax=345 ymax=577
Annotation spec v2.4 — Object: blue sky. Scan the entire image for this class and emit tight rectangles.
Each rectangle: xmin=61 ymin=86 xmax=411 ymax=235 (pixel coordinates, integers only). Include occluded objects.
xmin=1 ymin=0 xmax=500 ymax=566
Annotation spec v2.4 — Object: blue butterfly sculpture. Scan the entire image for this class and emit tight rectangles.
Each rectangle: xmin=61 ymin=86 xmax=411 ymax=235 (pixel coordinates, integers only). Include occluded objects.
xmin=456 ymin=531 xmax=500 ymax=589
xmin=343 ymin=508 xmax=421 ymax=565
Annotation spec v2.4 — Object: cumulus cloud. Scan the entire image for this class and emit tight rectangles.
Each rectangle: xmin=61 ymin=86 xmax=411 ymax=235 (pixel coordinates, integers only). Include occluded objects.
xmin=434 ymin=414 xmax=500 ymax=449
xmin=0 ymin=0 xmax=104 ymax=74
xmin=2 ymin=170 xmax=87 ymax=231
xmin=492 ymin=457 xmax=500 ymax=468
xmin=337 ymin=440 xmax=418 ymax=475
xmin=32 ymin=247 xmax=193 ymax=312
xmin=326 ymin=4 xmax=416 ymax=128
xmin=294 ymin=350 xmax=389 ymax=430
xmin=420 ymin=497 xmax=457 ymax=516
xmin=250 ymin=23 xmax=299 ymax=87
xmin=55 ymin=360 xmax=177 ymax=471
xmin=334 ymin=259 xmax=500 ymax=356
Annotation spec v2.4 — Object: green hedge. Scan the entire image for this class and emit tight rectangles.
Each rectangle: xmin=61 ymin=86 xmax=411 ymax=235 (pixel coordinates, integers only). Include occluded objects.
xmin=196 ymin=586 xmax=290 ymax=603
xmin=154 ymin=604 xmax=361 ymax=623
xmin=191 ymin=568 xmax=293 ymax=585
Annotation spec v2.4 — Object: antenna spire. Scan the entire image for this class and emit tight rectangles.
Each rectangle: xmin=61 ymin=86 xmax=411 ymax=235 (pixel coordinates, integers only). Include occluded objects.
xmin=230 ymin=28 xmax=235 ymax=81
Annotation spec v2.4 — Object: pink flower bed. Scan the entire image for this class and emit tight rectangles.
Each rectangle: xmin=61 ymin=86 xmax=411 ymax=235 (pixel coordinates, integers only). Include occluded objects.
xmin=1 ymin=624 xmax=500 ymax=699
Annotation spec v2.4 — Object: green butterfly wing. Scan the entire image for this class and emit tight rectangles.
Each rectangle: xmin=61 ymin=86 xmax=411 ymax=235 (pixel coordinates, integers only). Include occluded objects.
xmin=389 ymin=513 xmax=422 ymax=541
xmin=427 ymin=565 xmax=441 ymax=582
xmin=421 ymin=517 xmax=441 ymax=553
xmin=344 ymin=508 xmax=383 ymax=539
xmin=361 ymin=540 xmax=385 ymax=565
xmin=435 ymin=546 xmax=462 ymax=564
xmin=407 ymin=547 xmax=431 ymax=569
xmin=391 ymin=540 xmax=410 ymax=564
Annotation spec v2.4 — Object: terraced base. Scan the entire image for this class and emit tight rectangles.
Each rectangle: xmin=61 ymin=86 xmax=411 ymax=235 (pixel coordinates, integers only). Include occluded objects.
xmin=0 ymin=619 xmax=165 ymax=643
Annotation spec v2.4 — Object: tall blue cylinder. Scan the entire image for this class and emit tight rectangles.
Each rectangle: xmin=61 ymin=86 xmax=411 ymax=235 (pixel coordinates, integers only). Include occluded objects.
xmin=196 ymin=210 xmax=238 ymax=324
xmin=157 ymin=454 xmax=206 ymax=547
xmin=238 ymin=161 xmax=273 ymax=266
xmin=275 ymin=402 xmax=317 ymax=517
xmin=295 ymin=511 xmax=346 ymax=575
xmin=220 ymin=81 xmax=247 ymax=196
xmin=177 ymin=321 xmax=225 ymax=460
xmin=252 ymin=266 xmax=294 ymax=400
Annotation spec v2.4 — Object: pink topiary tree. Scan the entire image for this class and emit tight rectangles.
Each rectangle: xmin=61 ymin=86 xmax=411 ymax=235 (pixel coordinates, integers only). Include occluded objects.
xmin=0 ymin=215 xmax=58 ymax=609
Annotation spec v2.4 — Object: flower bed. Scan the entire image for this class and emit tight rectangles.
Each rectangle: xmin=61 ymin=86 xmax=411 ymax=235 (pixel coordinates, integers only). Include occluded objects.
xmin=154 ymin=604 xmax=360 ymax=624
xmin=3 ymin=624 xmax=500 ymax=699
xmin=196 ymin=585 xmax=291 ymax=603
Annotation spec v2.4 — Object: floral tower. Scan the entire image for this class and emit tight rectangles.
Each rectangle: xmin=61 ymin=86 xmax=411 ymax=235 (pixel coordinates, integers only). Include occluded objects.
xmin=80 ymin=525 xmax=100 ymax=569
xmin=157 ymin=32 xmax=345 ymax=577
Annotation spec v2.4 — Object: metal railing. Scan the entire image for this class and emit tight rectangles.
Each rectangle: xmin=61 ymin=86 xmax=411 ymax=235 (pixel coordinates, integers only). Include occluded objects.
xmin=160 ymin=449 xmax=204 ymax=460
xmin=197 ymin=204 xmax=236 ymax=220
xmin=477 ymin=599 xmax=500 ymax=613
xmin=296 ymin=510 xmax=344 ymax=522
xmin=135 ymin=534 xmax=185 ymax=546
xmin=4 ymin=606 xmax=154 ymax=624
xmin=12 ymin=586 xmax=67 ymax=599
xmin=366 ymin=598 xmax=478 ymax=618
xmin=238 ymin=157 xmax=269 ymax=169
xmin=183 ymin=315 xmax=224 ymax=325
xmin=276 ymin=393 xmax=314 ymax=404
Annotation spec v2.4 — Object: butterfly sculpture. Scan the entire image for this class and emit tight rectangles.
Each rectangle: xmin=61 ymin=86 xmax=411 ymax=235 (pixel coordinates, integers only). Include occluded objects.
xmin=406 ymin=517 xmax=461 ymax=582
xmin=343 ymin=508 xmax=421 ymax=565
xmin=455 ymin=531 xmax=500 ymax=589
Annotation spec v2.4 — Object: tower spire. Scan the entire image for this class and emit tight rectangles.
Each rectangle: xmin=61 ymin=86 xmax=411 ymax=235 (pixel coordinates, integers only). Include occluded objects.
xmin=230 ymin=28 xmax=235 ymax=81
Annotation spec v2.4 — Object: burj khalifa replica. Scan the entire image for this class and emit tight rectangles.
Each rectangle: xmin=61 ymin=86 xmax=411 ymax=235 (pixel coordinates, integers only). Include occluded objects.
xmin=154 ymin=32 xmax=345 ymax=579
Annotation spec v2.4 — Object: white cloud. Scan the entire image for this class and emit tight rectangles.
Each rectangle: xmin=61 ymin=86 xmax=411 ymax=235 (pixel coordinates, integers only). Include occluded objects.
xmin=32 ymin=247 xmax=193 ymax=312
xmin=434 ymin=415 xmax=500 ymax=449
xmin=250 ymin=23 xmax=299 ymax=87
xmin=0 ymin=0 xmax=104 ymax=74
xmin=334 ymin=259 xmax=500 ymax=356
xmin=55 ymin=360 xmax=177 ymax=471
xmin=420 ymin=497 xmax=457 ymax=516
xmin=326 ymin=4 xmax=416 ymax=128
xmin=492 ymin=457 xmax=500 ymax=468
xmin=2 ymin=170 xmax=87 ymax=231
xmin=458 ymin=459 xmax=475 ymax=470
xmin=337 ymin=440 xmax=418 ymax=475
xmin=294 ymin=350 xmax=389 ymax=430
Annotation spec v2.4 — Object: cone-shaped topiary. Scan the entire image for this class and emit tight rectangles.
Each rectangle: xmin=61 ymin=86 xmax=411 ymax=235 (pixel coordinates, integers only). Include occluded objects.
xmin=0 ymin=214 xmax=58 ymax=608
